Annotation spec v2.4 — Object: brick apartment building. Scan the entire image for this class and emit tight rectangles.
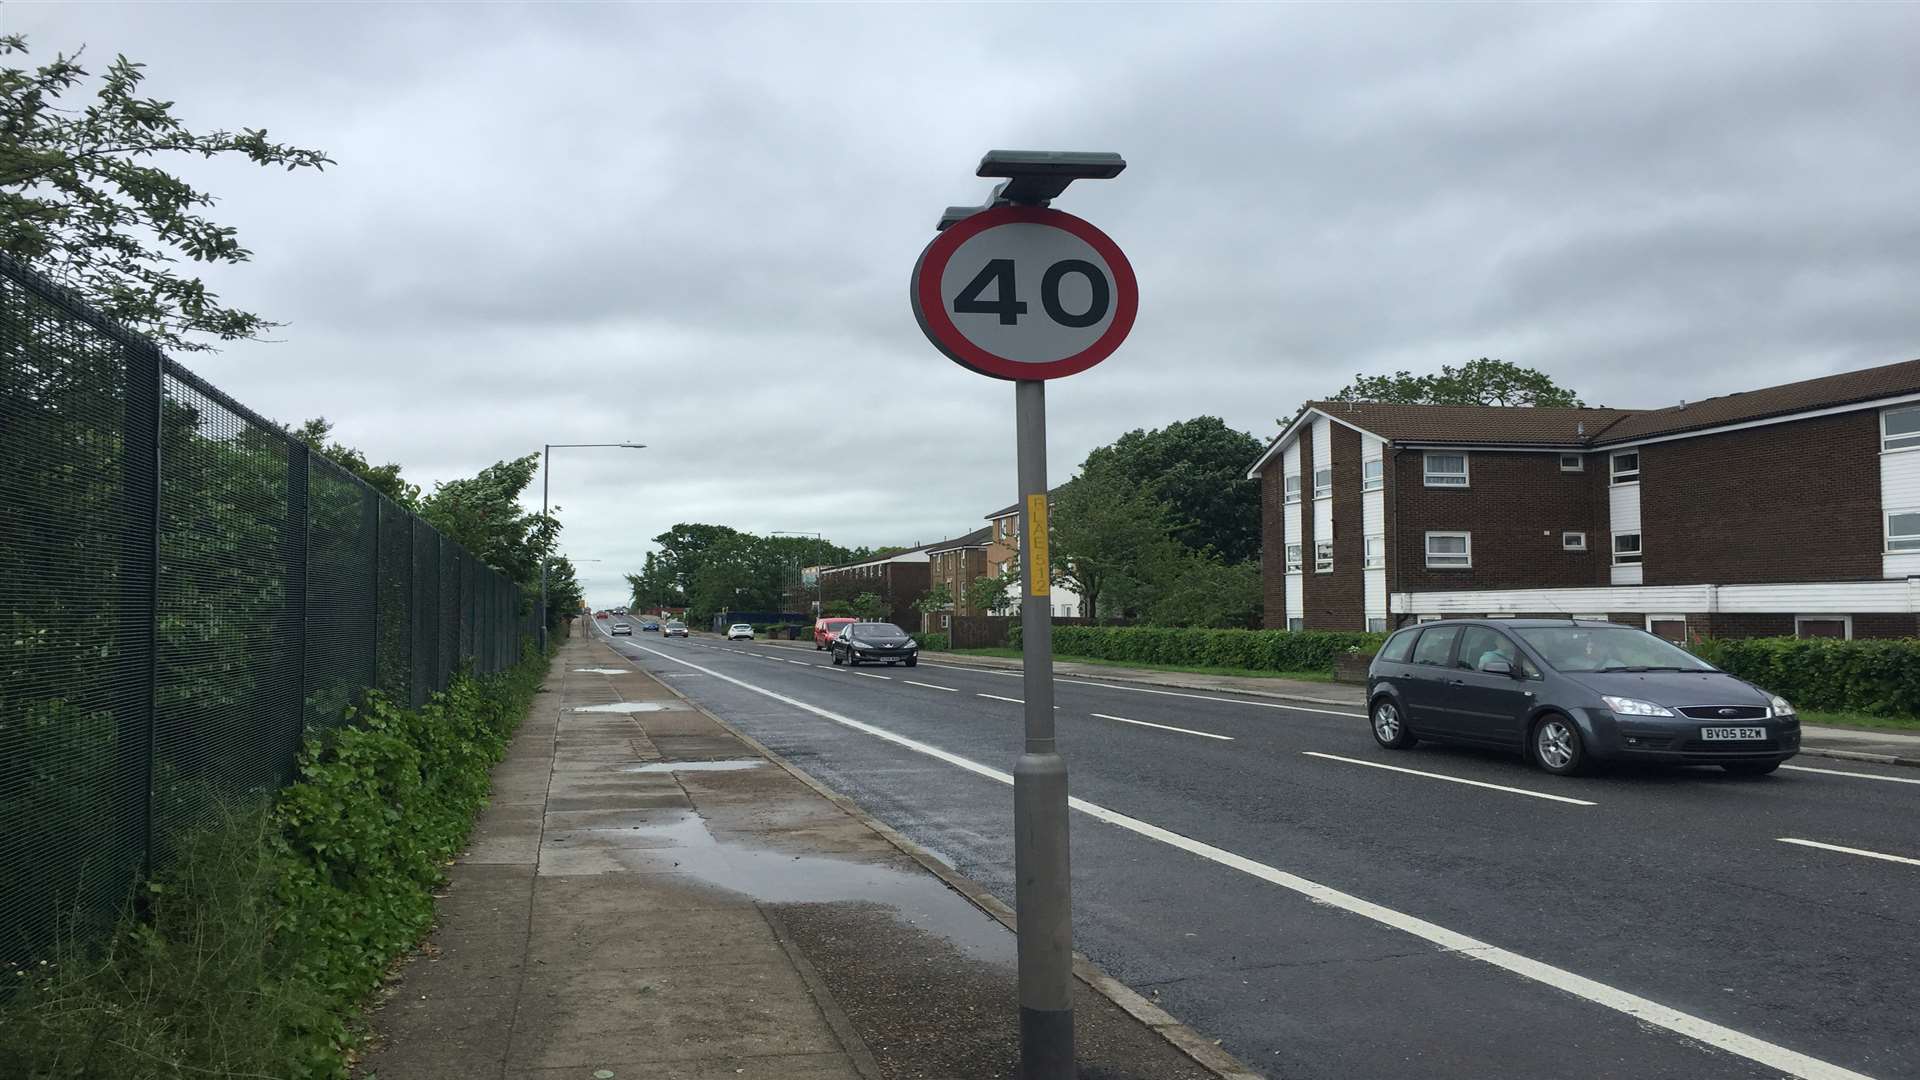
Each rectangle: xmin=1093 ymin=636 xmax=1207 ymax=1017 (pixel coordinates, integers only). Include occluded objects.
xmin=1248 ymin=358 xmax=1920 ymax=640
xmin=985 ymin=497 xmax=1083 ymax=618
xmin=925 ymin=527 xmax=992 ymax=616
xmin=818 ymin=543 xmax=933 ymax=625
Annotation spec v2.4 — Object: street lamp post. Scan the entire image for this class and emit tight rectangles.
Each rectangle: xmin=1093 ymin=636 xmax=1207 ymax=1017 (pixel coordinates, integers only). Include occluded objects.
xmin=540 ymin=442 xmax=644 ymax=651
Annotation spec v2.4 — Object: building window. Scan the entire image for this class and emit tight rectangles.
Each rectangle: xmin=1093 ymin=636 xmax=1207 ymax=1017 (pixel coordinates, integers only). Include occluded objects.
xmin=1887 ymin=510 xmax=1920 ymax=552
xmin=1646 ymin=615 xmax=1687 ymax=643
xmin=1883 ymin=406 xmax=1920 ymax=452
xmin=1423 ymin=453 xmax=1468 ymax=487
xmin=1367 ymin=617 xmax=1388 ymax=633
xmin=1364 ymin=535 xmax=1385 ymax=568
xmin=1287 ymin=617 xmax=1305 ymax=632
xmin=1795 ymin=615 xmax=1852 ymax=640
xmin=1315 ymin=539 xmax=1334 ymax=572
xmin=1425 ymin=531 xmax=1471 ymax=568
xmin=1562 ymin=531 xmax=1587 ymax=551
xmin=1415 ymin=614 xmax=1443 ymax=624
xmin=1283 ymin=474 xmax=1301 ymax=504
xmin=1559 ymin=453 xmax=1584 ymax=472
xmin=1313 ymin=467 xmax=1333 ymax=499
xmin=1612 ymin=531 xmax=1642 ymax=565
xmin=1611 ymin=450 xmax=1640 ymax=484
xmin=1362 ymin=459 xmax=1384 ymax=491
xmin=1285 ymin=543 xmax=1303 ymax=573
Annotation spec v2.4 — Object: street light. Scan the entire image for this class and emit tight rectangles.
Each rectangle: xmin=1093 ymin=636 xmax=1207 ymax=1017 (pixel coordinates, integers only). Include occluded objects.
xmin=540 ymin=442 xmax=644 ymax=651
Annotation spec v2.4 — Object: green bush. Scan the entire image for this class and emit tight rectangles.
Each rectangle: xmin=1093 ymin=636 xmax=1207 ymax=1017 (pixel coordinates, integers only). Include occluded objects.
xmin=1689 ymin=637 xmax=1920 ymax=717
xmin=919 ymin=631 xmax=950 ymax=652
xmin=1008 ymin=624 xmax=1383 ymax=672
xmin=0 ymin=644 xmax=547 ymax=1079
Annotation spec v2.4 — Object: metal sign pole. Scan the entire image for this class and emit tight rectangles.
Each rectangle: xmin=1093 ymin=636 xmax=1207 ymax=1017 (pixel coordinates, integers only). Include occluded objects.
xmin=1014 ymin=377 xmax=1072 ymax=1078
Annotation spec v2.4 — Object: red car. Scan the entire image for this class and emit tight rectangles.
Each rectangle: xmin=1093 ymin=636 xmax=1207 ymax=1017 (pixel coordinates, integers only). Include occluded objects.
xmin=813 ymin=617 xmax=857 ymax=650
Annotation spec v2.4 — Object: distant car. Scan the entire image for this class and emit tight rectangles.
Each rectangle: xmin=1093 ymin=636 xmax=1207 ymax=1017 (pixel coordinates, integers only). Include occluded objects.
xmin=727 ymin=623 xmax=755 ymax=640
xmin=830 ymin=622 xmax=918 ymax=667
xmin=663 ymin=621 xmax=688 ymax=637
xmin=641 ymin=621 xmax=660 ymax=632
xmin=610 ymin=622 xmax=632 ymax=636
xmin=595 ymin=612 xmax=608 ymax=620
xmin=813 ymin=617 xmax=857 ymax=651
xmin=1365 ymin=618 xmax=1799 ymax=776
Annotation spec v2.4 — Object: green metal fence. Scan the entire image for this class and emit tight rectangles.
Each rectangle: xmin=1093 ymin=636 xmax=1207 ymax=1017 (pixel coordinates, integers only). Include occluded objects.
xmin=0 ymin=251 xmax=539 ymax=971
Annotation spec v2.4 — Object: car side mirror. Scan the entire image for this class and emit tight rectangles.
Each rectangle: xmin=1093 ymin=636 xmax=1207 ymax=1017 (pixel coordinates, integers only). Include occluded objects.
xmin=1482 ymin=659 xmax=1516 ymax=677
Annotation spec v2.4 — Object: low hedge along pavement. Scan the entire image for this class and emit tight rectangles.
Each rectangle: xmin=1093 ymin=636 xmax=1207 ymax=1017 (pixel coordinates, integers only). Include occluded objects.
xmin=1006 ymin=624 xmax=1385 ymax=673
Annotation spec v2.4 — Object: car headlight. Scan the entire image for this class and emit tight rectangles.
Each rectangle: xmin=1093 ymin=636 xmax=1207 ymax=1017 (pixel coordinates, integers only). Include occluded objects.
xmin=1601 ymin=696 xmax=1675 ymax=717
xmin=904 ymin=639 xmax=917 ymax=649
xmin=1767 ymin=693 xmax=1795 ymax=717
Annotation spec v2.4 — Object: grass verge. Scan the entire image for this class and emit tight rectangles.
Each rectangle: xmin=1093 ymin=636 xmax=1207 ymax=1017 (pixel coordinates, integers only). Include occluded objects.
xmin=1797 ymin=710 xmax=1920 ymax=734
xmin=948 ymin=646 xmax=1334 ymax=683
xmin=0 ymin=644 xmax=548 ymax=1080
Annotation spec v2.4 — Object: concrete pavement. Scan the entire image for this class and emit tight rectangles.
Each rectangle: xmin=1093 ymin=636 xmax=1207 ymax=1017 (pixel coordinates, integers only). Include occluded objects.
xmin=357 ymin=634 xmax=1237 ymax=1080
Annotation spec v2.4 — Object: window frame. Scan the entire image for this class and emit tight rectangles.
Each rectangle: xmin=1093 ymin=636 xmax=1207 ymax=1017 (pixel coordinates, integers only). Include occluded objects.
xmin=1361 ymin=458 xmax=1385 ymax=492
xmin=1612 ymin=531 xmax=1643 ymax=565
xmin=1423 ymin=452 xmax=1469 ymax=488
xmin=1645 ymin=614 xmax=1688 ymax=643
xmin=1562 ymin=531 xmax=1587 ymax=551
xmin=1285 ymin=543 xmax=1303 ymax=573
xmin=1409 ymin=624 xmax=1462 ymax=667
xmin=1424 ymin=531 xmax=1472 ymax=569
xmin=1882 ymin=406 xmax=1920 ymax=453
xmin=1287 ymin=617 xmax=1305 ymax=632
xmin=1367 ymin=617 xmax=1389 ymax=634
xmin=1313 ymin=466 xmax=1333 ymax=499
xmin=1283 ymin=473 xmax=1302 ymax=505
xmin=1559 ymin=453 xmax=1585 ymax=473
xmin=1314 ymin=539 xmax=1334 ymax=573
xmin=1794 ymin=614 xmax=1852 ymax=640
xmin=1364 ymin=534 xmax=1386 ymax=569
xmin=1886 ymin=509 xmax=1920 ymax=552
xmin=1610 ymin=450 xmax=1640 ymax=485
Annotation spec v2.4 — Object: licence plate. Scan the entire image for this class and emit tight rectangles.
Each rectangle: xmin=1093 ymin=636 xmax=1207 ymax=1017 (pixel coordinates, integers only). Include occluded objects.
xmin=1700 ymin=726 xmax=1766 ymax=741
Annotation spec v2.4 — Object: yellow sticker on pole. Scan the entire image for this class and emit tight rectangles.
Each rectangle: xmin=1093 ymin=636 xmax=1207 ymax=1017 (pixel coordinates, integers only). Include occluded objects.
xmin=1027 ymin=494 xmax=1051 ymax=597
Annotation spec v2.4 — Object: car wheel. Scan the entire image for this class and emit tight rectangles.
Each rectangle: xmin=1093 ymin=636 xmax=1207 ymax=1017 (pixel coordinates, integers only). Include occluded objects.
xmin=1722 ymin=760 xmax=1782 ymax=776
xmin=1530 ymin=713 xmax=1587 ymax=775
xmin=1370 ymin=698 xmax=1417 ymax=750
xmin=815 ymin=641 xmax=823 ymax=651
xmin=848 ymin=652 xmax=860 ymax=667
xmin=831 ymin=650 xmax=843 ymax=665
xmin=905 ymin=657 xmax=918 ymax=667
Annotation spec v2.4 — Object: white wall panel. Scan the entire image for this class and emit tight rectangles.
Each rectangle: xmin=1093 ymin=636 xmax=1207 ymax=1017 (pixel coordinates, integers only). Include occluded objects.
xmin=1282 ymin=442 xmax=1301 ymax=547
xmin=1312 ymin=416 xmax=1331 ymax=476
xmin=1285 ymin=575 xmax=1303 ymax=621
xmin=1608 ymin=482 xmax=1641 ymax=534
xmin=1365 ymin=569 xmax=1387 ymax=620
xmin=1879 ymin=447 xmax=1920 ymax=577
xmin=1394 ymin=585 xmax=1711 ymax=614
xmin=1610 ymin=564 xmax=1644 ymax=586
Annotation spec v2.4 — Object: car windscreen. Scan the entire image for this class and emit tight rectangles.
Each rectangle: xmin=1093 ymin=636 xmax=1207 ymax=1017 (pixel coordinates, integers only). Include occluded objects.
xmin=855 ymin=623 xmax=906 ymax=637
xmin=1514 ymin=626 xmax=1714 ymax=673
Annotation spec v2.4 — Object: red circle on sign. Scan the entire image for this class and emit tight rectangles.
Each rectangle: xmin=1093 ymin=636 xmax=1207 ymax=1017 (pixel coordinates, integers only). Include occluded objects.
xmin=912 ymin=205 xmax=1138 ymax=381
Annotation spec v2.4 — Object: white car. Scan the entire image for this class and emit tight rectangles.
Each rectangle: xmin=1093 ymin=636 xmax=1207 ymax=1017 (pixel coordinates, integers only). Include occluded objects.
xmin=610 ymin=622 xmax=632 ymax=636
xmin=726 ymin=623 xmax=755 ymax=640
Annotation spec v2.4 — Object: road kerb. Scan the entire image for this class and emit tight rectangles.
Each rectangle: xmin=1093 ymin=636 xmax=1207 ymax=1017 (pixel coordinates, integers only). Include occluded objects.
xmin=599 ymin=638 xmax=1265 ymax=1080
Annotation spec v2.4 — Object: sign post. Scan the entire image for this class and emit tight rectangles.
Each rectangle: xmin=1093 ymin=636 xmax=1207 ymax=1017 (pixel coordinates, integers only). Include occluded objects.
xmin=911 ymin=151 xmax=1135 ymax=1080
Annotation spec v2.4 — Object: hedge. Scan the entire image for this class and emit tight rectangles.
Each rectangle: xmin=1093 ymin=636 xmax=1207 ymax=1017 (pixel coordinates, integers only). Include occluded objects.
xmin=1006 ymin=624 xmax=1385 ymax=672
xmin=1689 ymin=637 xmax=1920 ymax=717
xmin=919 ymin=631 xmax=950 ymax=652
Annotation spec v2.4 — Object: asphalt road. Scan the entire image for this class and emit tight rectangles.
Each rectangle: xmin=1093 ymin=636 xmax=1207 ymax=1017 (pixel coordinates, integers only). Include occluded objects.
xmin=591 ymin=622 xmax=1918 ymax=1080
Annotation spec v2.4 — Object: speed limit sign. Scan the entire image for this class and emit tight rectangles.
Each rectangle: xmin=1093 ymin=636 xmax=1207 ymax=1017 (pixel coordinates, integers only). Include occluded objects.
xmin=911 ymin=205 xmax=1138 ymax=380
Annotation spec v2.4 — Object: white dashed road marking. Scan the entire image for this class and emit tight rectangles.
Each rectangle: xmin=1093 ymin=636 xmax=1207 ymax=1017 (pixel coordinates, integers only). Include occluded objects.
xmin=1091 ymin=713 xmax=1233 ymax=741
xmin=1777 ymin=837 xmax=1920 ymax=868
xmin=1302 ymin=752 xmax=1595 ymax=806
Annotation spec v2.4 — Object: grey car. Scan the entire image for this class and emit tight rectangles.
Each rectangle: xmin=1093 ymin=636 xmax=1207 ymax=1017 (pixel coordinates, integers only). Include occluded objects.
xmin=830 ymin=621 xmax=919 ymax=667
xmin=1366 ymin=619 xmax=1800 ymax=776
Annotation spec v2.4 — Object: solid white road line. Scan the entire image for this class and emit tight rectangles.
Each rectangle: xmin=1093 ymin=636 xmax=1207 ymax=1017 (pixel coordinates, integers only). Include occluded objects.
xmin=904 ymin=680 xmax=959 ymax=693
xmin=1781 ymin=764 xmax=1920 ymax=786
xmin=1303 ymin=752 xmax=1596 ymax=806
xmin=630 ymin=646 xmax=1867 ymax=1080
xmin=1092 ymin=713 xmax=1233 ymax=741
xmin=1777 ymin=837 xmax=1920 ymax=868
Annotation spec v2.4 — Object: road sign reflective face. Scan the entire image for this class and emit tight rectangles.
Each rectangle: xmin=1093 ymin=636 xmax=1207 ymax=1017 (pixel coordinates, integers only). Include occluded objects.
xmin=912 ymin=206 xmax=1137 ymax=381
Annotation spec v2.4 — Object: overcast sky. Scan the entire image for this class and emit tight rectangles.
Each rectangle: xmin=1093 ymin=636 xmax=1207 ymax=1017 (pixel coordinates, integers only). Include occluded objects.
xmin=13 ymin=3 xmax=1919 ymax=605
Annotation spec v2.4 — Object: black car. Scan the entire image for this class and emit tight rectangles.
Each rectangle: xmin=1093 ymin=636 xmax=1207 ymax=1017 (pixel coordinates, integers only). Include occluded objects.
xmin=1366 ymin=618 xmax=1799 ymax=776
xmin=830 ymin=621 xmax=919 ymax=667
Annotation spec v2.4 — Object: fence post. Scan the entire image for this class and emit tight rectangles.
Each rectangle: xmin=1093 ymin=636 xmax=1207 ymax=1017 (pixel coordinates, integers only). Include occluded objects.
xmin=405 ymin=514 xmax=417 ymax=708
xmin=121 ymin=340 xmax=164 ymax=887
xmin=368 ymin=492 xmax=381 ymax=693
xmin=287 ymin=441 xmax=309 ymax=777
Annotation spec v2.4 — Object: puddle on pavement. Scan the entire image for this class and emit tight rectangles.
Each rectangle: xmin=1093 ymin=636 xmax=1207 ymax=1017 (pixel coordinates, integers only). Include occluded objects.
xmin=608 ymin=810 xmax=1011 ymax=963
xmin=621 ymin=760 xmax=764 ymax=774
xmin=569 ymin=701 xmax=667 ymax=713
xmin=572 ymin=668 xmax=631 ymax=675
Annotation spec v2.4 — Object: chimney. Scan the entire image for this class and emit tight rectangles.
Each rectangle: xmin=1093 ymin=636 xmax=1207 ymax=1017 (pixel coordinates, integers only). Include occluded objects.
xmin=1678 ymin=399 xmax=1687 ymax=411
xmin=1576 ymin=422 xmax=1585 ymax=437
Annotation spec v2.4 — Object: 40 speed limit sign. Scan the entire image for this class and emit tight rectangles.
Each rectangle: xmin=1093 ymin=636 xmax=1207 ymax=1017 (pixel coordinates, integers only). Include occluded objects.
xmin=911 ymin=205 xmax=1138 ymax=380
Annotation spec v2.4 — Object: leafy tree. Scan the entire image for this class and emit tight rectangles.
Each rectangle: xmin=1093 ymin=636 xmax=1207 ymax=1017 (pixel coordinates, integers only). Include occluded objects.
xmin=418 ymin=454 xmax=554 ymax=588
xmin=0 ymin=36 xmax=332 ymax=351
xmin=1331 ymin=358 xmax=1583 ymax=409
xmin=966 ymin=567 xmax=1017 ymax=616
xmin=914 ymin=583 xmax=954 ymax=614
xmin=1145 ymin=554 xmax=1262 ymax=628
xmin=849 ymin=592 xmax=887 ymax=621
xmin=1050 ymin=464 xmax=1183 ymax=620
xmin=1079 ymin=416 xmax=1264 ymax=565
xmin=286 ymin=418 xmax=418 ymax=508
xmin=635 ymin=524 xmax=858 ymax=622
xmin=544 ymin=556 xmax=584 ymax=625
